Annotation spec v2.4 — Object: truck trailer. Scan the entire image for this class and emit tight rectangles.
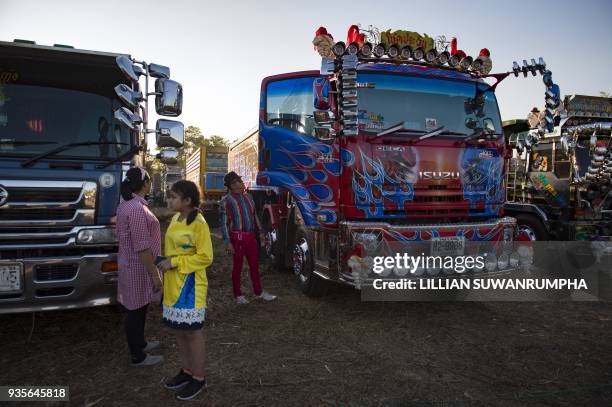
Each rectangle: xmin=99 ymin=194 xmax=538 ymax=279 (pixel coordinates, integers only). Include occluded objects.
xmin=504 ymin=94 xmax=612 ymax=241
xmin=186 ymin=145 xmax=228 ymax=227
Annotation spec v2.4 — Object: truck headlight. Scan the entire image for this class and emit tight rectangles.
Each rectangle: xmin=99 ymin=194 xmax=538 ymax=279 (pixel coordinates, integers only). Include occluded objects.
xmin=77 ymin=227 xmax=117 ymax=245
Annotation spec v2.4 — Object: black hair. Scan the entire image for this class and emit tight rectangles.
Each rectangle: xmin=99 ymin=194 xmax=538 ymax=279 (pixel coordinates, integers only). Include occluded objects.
xmin=120 ymin=167 xmax=151 ymax=201
xmin=171 ymin=180 xmax=201 ymax=225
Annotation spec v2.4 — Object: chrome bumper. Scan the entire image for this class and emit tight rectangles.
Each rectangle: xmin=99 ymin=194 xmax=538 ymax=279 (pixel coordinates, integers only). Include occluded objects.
xmin=0 ymin=254 xmax=117 ymax=314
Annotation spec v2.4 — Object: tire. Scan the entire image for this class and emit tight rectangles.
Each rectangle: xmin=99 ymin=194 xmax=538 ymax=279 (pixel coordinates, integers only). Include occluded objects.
xmin=292 ymin=226 xmax=328 ymax=297
xmin=515 ymin=214 xmax=549 ymax=241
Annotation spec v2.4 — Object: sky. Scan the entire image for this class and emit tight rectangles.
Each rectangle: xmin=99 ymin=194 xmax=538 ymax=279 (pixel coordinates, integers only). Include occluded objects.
xmin=1 ymin=0 xmax=611 ymax=148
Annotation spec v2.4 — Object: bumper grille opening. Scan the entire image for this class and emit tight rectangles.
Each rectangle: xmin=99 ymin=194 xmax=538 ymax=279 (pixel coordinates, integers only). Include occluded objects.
xmin=6 ymin=187 xmax=81 ymax=202
xmin=35 ymin=287 xmax=74 ymax=297
xmin=35 ymin=264 xmax=78 ymax=281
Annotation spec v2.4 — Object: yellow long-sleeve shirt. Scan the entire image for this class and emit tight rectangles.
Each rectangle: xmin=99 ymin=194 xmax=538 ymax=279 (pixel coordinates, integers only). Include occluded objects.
xmin=163 ymin=212 xmax=213 ymax=312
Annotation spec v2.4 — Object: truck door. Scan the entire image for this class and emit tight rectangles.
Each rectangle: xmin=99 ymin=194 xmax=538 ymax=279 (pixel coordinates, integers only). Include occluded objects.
xmin=260 ymin=73 xmax=340 ymax=226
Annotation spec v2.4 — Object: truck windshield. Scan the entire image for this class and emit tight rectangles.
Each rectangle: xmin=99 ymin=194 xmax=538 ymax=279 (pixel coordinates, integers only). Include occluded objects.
xmin=0 ymin=83 xmax=131 ymax=159
xmin=357 ymin=73 xmax=502 ymax=137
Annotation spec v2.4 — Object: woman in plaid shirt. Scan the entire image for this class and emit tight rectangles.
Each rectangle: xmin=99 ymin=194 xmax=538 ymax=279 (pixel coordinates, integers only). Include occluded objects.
xmin=116 ymin=167 xmax=163 ymax=367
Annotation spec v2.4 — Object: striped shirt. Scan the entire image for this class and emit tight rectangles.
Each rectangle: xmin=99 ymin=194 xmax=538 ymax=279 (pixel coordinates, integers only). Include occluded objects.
xmin=219 ymin=192 xmax=261 ymax=241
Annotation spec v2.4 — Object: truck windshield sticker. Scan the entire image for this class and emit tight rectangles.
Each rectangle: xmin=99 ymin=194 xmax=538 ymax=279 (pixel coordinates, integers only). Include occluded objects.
xmin=358 ymin=110 xmax=385 ymax=130
xmin=425 ymin=118 xmax=437 ymax=129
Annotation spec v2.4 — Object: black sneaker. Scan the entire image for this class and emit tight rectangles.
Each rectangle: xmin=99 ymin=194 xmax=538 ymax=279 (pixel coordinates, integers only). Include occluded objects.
xmin=176 ymin=377 xmax=206 ymax=401
xmin=164 ymin=369 xmax=192 ymax=390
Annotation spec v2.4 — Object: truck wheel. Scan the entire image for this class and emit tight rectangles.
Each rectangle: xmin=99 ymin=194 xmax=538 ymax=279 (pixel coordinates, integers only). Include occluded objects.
xmin=263 ymin=220 xmax=285 ymax=271
xmin=515 ymin=214 xmax=548 ymax=241
xmin=292 ymin=227 xmax=328 ymax=297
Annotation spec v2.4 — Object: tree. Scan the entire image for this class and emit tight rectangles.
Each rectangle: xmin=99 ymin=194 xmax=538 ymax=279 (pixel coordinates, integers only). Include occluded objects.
xmin=175 ymin=126 xmax=230 ymax=169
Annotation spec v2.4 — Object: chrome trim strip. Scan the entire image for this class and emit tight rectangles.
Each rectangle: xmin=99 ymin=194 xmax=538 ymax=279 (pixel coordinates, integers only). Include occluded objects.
xmin=504 ymin=203 xmax=548 ymax=222
xmin=0 ymin=209 xmax=95 ymax=226
xmin=340 ymin=217 xmax=516 ymax=231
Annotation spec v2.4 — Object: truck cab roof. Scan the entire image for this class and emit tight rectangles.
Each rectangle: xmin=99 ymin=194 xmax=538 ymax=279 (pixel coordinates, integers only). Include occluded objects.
xmin=0 ymin=39 xmax=129 ymax=97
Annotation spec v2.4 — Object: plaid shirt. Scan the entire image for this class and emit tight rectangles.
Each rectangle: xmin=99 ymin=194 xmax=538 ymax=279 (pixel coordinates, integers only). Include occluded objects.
xmin=116 ymin=194 xmax=162 ymax=310
xmin=219 ymin=192 xmax=262 ymax=241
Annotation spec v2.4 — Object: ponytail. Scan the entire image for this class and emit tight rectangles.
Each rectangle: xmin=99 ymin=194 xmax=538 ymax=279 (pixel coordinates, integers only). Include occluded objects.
xmin=186 ymin=208 xmax=198 ymax=225
xmin=120 ymin=167 xmax=150 ymax=201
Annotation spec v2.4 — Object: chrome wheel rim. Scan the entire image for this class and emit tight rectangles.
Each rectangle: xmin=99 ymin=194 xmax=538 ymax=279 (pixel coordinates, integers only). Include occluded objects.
xmin=518 ymin=225 xmax=537 ymax=241
xmin=264 ymin=229 xmax=277 ymax=259
xmin=292 ymin=237 xmax=309 ymax=283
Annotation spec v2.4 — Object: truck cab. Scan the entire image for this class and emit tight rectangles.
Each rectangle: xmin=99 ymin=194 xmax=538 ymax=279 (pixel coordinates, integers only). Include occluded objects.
xmin=232 ymin=26 xmax=519 ymax=296
xmin=0 ymin=40 xmax=184 ymax=313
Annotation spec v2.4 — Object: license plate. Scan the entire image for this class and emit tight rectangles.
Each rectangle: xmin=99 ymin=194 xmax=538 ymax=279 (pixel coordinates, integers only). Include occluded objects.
xmin=431 ymin=237 xmax=465 ymax=257
xmin=0 ymin=263 xmax=22 ymax=292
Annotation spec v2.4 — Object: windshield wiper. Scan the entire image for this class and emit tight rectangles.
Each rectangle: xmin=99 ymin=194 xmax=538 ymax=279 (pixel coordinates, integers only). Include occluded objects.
xmin=21 ymin=141 xmax=128 ymax=168
xmin=0 ymin=139 xmax=58 ymax=146
xmin=96 ymin=144 xmax=142 ymax=169
xmin=463 ymin=129 xmax=502 ymax=143
xmin=371 ymin=121 xmax=425 ymax=138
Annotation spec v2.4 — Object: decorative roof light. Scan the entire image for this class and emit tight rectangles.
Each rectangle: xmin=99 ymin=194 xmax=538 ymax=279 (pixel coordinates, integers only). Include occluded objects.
xmin=400 ymin=46 xmax=412 ymax=60
xmin=373 ymin=43 xmax=386 ymax=58
xmin=424 ymin=49 xmax=437 ymax=63
xmin=438 ymin=51 xmax=450 ymax=65
xmin=387 ymin=45 xmax=400 ymax=58
xmin=360 ymin=42 xmax=373 ymax=57
xmin=449 ymin=53 xmax=461 ymax=67
xmin=332 ymin=41 xmax=346 ymax=57
xmin=412 ymin=47 xmax=425 ymax=61
xmin=459 ymin=55 xmax=473 ymax=70
xmin=347 ymin=42 xmax=360 ymax=55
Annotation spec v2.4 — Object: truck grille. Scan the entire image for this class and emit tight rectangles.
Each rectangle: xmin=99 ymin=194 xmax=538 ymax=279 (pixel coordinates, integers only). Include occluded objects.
xmin=5 ymin=187 xmax=82 ymax=203
xmin=0 ymin=180 xmax=96 ymax=227
xmin=413 ymin=195 xmax=464 ymax=203
xmin=35 ymin=264 xmax=78 ymax=281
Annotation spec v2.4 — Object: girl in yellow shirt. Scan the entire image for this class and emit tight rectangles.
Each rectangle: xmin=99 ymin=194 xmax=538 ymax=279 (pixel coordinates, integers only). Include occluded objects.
xmin=158 ymin=180 xmax=212 ymax=400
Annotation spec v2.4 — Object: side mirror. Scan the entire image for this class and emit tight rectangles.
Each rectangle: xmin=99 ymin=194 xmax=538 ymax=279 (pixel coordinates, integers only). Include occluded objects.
xmin=114 ymin=107 xmax=142 ymax=131
xmin=155 ymin=79 xmax=183 ymax=116
xmin=156 ymin=119 xmax=184 ymax=148
xmin=148 ymin=63 xmax=170 ymax=79
xmin=156 ymin=147 xmax=179 ymax=165
xmin=116 ymin=55 xmax=141 ymax=83
xmin=314 ymin=110 xmax=334 ymax=125
xmin=114 ymin=84 xmax=143 ymax=108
